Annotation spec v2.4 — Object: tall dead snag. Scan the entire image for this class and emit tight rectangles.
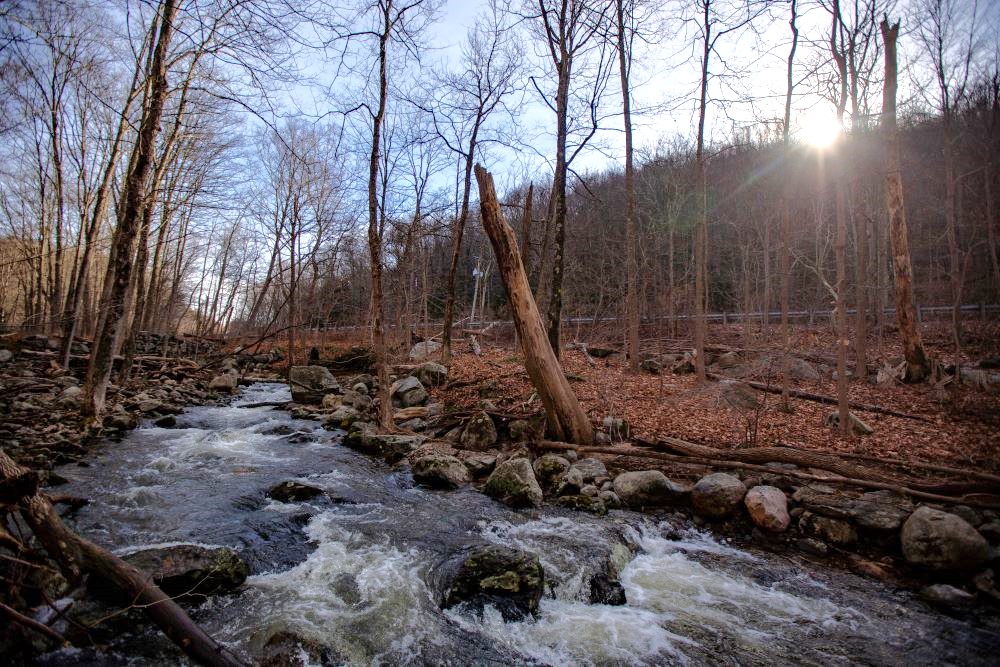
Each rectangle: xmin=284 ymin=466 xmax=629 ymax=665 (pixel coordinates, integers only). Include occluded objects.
xmin=475 ymin=165 xmax=593 ymax=444
xmin=779 ymin=0 xmax=798 ymax=411
xmin=615 ymin=0 xmax=640 ymax=373
xmin=880 ymin=18 xmax=929 ymax=382
xmin=81 ymin=0 xmax=178 ymax=419
xmin=0 ymin=452 xmax=244 ymax=667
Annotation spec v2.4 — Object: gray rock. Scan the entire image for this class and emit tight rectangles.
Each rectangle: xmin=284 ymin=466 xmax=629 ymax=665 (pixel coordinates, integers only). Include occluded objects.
xmin=440 ymin=545 xmax=544 ymax=621
xmin=412 ymin=454 xmax=471 ymax=489
xmin=598 ymin=490 xmax=622 ymax=509
xmin=799 ymin=511 xmax=857 ymax=546
xmin=554 ymin=467 xmax=584 ymax=496
xmin=692 ymin=473 xmax=747 ymax=519
xmin=352 ymin=382 xmax=369 ymax=395
xmin=324 ymin=405 xmax=361 ymax=429
xmin=390 ymin=376 xmax=428 ymax=408
xmin=461 ymin=453 xmax=497 ymax=478
xmin=714 ymin=351 xmax=742 ymax=369
xmin=744 ymin=485 xmax=790 ymax=532
xmin=901 ymin=506 xmax=989 ymax=571
xmin=613 ymin=470 xmax=691 ymax=508
xmin=920 ymin=584 xmax=975 ymax=607
xmin=484 ymin=457 xmax=543 ymax=508
xmin=554 ymin=494 xmax=607 ymax=515
xmin=409 ymin=340 xmax=442 ymax=362
xmin=343 ymin=425 xmax=425 ymax=463
xmin=412 ymin=361 xmax=448 ymax=387
xmin=289 ymin=365 xmax=340 ymax=403
xmin=267 ymin=481 xmax=324 ymax=502
xmin=601 ymin=417 xmax=631 ymax=441
xmin=507 ymin=419 xmax=538 ymax=443
xmin=122 ymin=544 xmax=248 ymax=598
xmin=208 ymin=371 xmax=238 ymax=393
xmin=0 ymin=349 xmax=12 ymax=363
xmin=58 ymin=385 xmax=82 ymax=409
xmin=719 ymin=380 xmax=760 ymax=411
xmin=571 ymin=457 xmax=609 ymax=482
xmin=533 ymin=454 xmax=571 ymax=491
xmin=849 ymin=490 xmax=913 ymax=531
xmin=589 ymin=572 xmax=627 ymax=605
xmin=639 ymin=358 xmax=661 ymax=374
xmin=786 ymin=356 xmax=821 ymax=381
xmin=459 ymin=411 xmax=497 ymax=451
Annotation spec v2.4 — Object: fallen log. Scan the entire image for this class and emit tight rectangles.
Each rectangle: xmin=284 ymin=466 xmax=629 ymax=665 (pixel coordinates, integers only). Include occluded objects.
xmin=0 ymin=451 xmax=245 ymax=667
xmin=708 ymin=372 xmax=928 ymax=421
xmin=533 ymin=441 xmax=1000 ymax=509
xmin=237 ymin=400 xmax=291 ymax=409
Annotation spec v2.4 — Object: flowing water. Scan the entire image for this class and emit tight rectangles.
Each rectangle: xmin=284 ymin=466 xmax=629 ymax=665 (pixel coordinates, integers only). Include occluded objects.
xmin=43 ymin=383 xmax=998 ymax=666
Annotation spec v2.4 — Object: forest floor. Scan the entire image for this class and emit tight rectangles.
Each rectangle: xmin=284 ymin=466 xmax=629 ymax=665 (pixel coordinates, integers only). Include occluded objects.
xmin=410 ymin=320 xmax=1000 ymax=475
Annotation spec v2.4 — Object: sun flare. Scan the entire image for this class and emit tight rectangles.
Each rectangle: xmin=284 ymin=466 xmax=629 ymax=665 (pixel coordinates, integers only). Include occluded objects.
xmin=798 ymin=110 xmax=842 ymax=148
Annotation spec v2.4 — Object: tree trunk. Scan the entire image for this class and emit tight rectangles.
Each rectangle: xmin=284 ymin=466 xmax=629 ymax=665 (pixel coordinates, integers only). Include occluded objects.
xmin=81 ymin=0 xmax=177 ymax=418
xmin=616 ymin=0 xmax=640 ymax=372
xmin=693 ymin=1 xmax=711 ymax=384
xmin=880 ymin=18 xmax=929 ymax=382
xmin=368 ymin=7 xmax=392 ymax=430
xmin=475 ymin=165 xmax=592 ymax=444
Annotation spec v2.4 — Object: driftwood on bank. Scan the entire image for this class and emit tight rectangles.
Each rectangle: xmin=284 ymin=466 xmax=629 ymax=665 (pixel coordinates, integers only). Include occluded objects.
xmin=475 ymin=165 xmax=593 ymax=444
xmin=0 ymin=451 xmax=245 ymax=667
xmin=708 ymin=372 xmax=928 ymax=421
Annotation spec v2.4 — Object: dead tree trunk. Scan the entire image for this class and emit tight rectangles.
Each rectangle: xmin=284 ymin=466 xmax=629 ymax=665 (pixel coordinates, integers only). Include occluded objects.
xmin=0 ymin=451 xmax=244 ymax=667
xmin=880 ymin=18 xmax=929 ymax=382
xmin=475 ymin=165 xmax=593 ymax=444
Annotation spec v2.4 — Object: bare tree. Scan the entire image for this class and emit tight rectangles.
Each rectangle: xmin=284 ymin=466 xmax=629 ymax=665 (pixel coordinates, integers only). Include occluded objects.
xmin=81 ymin=0 xmax=180 ymax=419
xmin=880 ymin=16 xmax=929 ymax=382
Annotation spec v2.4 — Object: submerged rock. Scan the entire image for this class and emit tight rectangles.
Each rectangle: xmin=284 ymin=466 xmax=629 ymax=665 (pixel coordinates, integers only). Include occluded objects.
xmin=122 ymin=544 xmax=248 ymax=598
xmin=613 ymin=470 xmax=690 ymax=508
xmin=589 ymin=572 xmax=627 ymax=606
xmin=412 ymin=454 xmax=471 ymax=489
xmin=901 ymin=506 xmax=989 ymax=572
xmin=692 ymin=473 xmax=747 ymax=519
xmin=440 ymin=545 xmax=544 ymax=621
xmin=554 ymin=494 xmax=607 ymax=516
xmin=260 ymin=631 xmax=344 ymax=667
xmin=267 ymin=481 xmax=324 ymax=503
xmin=484 ymin=457 xmax=543 ymax=508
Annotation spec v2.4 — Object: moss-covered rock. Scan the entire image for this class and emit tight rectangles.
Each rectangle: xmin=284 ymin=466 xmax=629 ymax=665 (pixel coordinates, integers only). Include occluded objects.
xmin=484 ymin=457 xmax=542 ymax=508
xmin=122 ymin=544 xmax=248 ymax=598
xmin=440 ymin=545 xmax=544 ymax=621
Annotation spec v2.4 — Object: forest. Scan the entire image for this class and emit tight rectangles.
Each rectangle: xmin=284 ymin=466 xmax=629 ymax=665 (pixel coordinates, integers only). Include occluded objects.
xmin=1 ymin=0 xmax=999 ymax=665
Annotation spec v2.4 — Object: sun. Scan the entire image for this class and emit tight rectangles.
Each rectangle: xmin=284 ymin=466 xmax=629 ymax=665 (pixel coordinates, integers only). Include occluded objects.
xmin=797 ymin=109 xmax=842 ymax=149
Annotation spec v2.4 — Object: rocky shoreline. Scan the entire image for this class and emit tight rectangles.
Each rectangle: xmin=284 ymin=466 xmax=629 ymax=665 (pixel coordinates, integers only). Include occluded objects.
xmin=273 ymin=355 xmax=1000 ymax=614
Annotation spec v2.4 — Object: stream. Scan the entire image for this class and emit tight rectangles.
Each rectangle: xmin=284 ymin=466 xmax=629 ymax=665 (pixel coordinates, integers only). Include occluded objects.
xmin=42 ymin=383 xmax=999 ymax=666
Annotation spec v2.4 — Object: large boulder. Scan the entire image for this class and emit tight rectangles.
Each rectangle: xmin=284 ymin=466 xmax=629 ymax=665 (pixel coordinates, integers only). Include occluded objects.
xmin=209 ymin=369 xmax=238 ymax=393
xmin=412 ymin=454 xmax=471 ymax=489
xmin=122 ymin=544 xmax=248 ymax=598
xmin=901 ymin=506 xmax=989 ymax=572
xmin=612 ymin=471 xmax=690 ymax=508
xmin=799 ymin=511 xmax=857 ymax=546
xmin=289 ymin=365 xmax=340 ymax=403
xmin=409 ymin=340 xmax=442 ymax=362
xmin=692 ymin=473 xmax=747 ymax=519
xmin=718 ymin=380 xmax=759 ymax=411
xmin=390 ymin=376 xmax=428 ymax=408
xmin=484 ymin=457 xmax=543 ymax=508
xmin=744 ymin=486 xmax=790 ymax=532
xmin=343 ymin=424 xmax=425 ymax=463
xmin=459 ymin=411 xmax=497 ymax=451
xmin=411 ymin=361 xmax=448 ymax=387
xmin=439 ymin=545 xmax=544 ymax=621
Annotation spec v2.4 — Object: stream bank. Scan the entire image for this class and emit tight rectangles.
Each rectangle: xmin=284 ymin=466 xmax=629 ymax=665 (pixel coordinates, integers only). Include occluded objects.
xmin=29 ymin=382 xmax=1000 ymax=666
